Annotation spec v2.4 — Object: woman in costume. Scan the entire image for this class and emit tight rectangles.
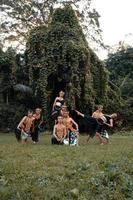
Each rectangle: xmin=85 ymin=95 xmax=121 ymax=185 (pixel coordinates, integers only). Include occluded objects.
xmin=75 ymin=110 xmax=105 ymax=144
xmin=100 ymin=113 xmax=117 ymax=143
xmin=51 ymin=90 xmax=65 ymax=122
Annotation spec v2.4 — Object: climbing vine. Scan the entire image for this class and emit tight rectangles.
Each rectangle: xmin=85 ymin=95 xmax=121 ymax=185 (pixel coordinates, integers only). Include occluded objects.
xmin=26 ymin=5 xmax=121 ymax=125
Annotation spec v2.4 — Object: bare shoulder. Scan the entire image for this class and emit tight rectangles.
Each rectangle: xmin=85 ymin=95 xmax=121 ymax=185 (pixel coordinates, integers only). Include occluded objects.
xmin=55 ymin=97 xmax=59 ymax=100
xmin=70 ymin=117 xmax=75 ymax=122
xmin=54 ymin=124 xmax=57 ymax=128
xmin=92 ymin=111 xmax=96 ymax=116
xmin=23 ymin=116 xmax=27 ymax=120
xmin=68 ymin=117 xmax=72 ymax=121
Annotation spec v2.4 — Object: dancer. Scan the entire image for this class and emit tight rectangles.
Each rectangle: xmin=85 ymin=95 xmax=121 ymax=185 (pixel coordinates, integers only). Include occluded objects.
xmin=104 ymin=113 xmax=117 ymax=127
xmin=62 ymin=111 xmax=79 ymax=146
xmin=92 ymin=105 xmax=117 ymax=144
xmin=32 ymin=108 xmax=43 ymax=144
xmin=16 ymin=110 xmax=34 ymax=144
xmin=75 ymin=110 xmax=104 ymax=144
xmin=92 ymin=105 xmax=104 ymax=119
xmin=91 ymin=105 xmax=105 ymax=144
xmin=51 ymin=90 xmax=65 ymax=122
xmin=100 ymin=113 xmax=117 ymax=143
xmin=51 ymin=116 xmax=67 ymax=145
xmin=52 ymin=90 xmax=65 ymax=110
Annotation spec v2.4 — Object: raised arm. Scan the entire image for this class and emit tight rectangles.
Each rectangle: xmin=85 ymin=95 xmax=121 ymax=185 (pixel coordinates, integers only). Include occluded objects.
xmin=104 ymin=119 xmax=113 ymax=127
xmin=52 ymin=97 xmax=57 ymax=111
xmin=75 ymin=110 xmax=85 ymax=118
xmin=52 ymin=97 xmax=58 ymax=110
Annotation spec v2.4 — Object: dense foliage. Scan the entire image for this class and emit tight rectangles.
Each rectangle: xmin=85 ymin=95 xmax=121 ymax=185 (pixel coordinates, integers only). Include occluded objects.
xmin=0 ymin=0 xmax=104 ymax=49
xmin=0 ymin=5 xmax=132 ymax=130
xmin=0 ymin=48 xmax=32 ymax=130
xmin=107 ymin=48 xmax=133 ymax=99
xmin=106 ymin=48 xmax=133 ymax=128
xmin=0 ymin=47 xmax=17 ymax=104
xmin=26 ymin=6 xmax=116 ymax=126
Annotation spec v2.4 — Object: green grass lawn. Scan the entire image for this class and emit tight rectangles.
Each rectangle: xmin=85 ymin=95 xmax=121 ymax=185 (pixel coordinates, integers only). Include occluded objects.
xmin=0 ymin=132 xmax=133 ymax=200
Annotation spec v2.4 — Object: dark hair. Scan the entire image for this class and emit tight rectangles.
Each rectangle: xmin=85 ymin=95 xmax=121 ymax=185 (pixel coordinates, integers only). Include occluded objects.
xmin=28 ymin=109 xmax=33 ymax=113
xmin=59 ymin=90 xmax=65 ymax=94
xmin=97 ymin=105 xmax=103 ymax=109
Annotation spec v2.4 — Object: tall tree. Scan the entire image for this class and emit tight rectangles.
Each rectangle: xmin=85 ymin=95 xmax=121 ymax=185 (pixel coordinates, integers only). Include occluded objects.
xmin=106 ymin=48 xmax=133 ymax=99
xmin=26 ymin=5 xmax=116 ymax=124
xmin=0 ymin=48 xmax=33 ymax=130
xmin=0 ymin=47 xmax=17 ymax=104
xmin=0 ymin=0 xmax=104 ymax=49
xmin=106 ymin=48 xmax=133 ymax=126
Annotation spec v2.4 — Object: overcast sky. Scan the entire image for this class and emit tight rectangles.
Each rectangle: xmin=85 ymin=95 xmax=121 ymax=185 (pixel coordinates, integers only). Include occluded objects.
xmin=1 ymin=0 xmax=133 ymax=59
xmin=92 ymin=0 xmax=133 ymax=46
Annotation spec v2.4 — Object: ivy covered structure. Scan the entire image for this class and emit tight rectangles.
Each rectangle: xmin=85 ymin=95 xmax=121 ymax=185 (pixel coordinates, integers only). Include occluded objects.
xmin=26 ymin=6 xmax=120 ymax=123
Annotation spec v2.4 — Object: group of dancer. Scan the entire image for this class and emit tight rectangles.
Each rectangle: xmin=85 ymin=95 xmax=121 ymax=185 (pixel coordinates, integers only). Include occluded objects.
xmin=76 ymin=106 xmax=117 ymax=145
xmin=51 ymin=90 xmax=117 ymax=146
xmin=15 ymin=90 xmax=117 ymax=145
xmin=15 ymin=108 xmax=43 ymax=144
